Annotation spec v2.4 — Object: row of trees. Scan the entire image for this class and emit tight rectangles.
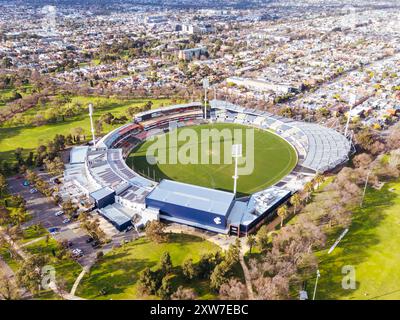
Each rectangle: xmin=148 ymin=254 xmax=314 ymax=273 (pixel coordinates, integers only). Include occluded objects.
xmin=142 ymin=221 xmax=245 ymax=299
xmin=0 ymin=134 xmax=66 ymax=175
xmin=79 ymin=214 xmax=107 ymax=244
xmin=239 ymin=120 xmax=400 ymax=300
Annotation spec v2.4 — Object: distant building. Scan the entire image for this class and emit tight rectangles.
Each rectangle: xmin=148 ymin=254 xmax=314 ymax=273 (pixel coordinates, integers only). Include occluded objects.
xmin=178 ymin=47 xmax=208 ymax=61
xmin=179 ymin=23 xmax=215 ymax=34
xmin=145 ymin=15 xmax=168 ymax=24
xmin=226 ymin=76 xmax=300 ymax=94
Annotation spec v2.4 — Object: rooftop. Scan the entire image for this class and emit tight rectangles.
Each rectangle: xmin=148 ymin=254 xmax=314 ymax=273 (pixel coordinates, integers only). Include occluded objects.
xmin=146 ymin=179 xmax=235 ymax=217
xmin=90 ymin=187 xmax=115 ymax=201
xmin=70 ymin=146 xmax=89 ymax=164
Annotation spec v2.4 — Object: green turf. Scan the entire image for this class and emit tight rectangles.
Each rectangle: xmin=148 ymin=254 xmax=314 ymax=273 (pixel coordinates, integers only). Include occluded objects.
xmin=76 ymin=233 xmax=221 ymax=300
xmin=312 ymin=180 xmax=400 ymax=300
xmin=24 ymin=238 xmax=82 ymax=292
xmin=127 ymin=123 xmax=298 ymax=196
xmin=0 ymin=96 xmax=172 ymax=163
xmin=0 ymin=245 xmax=22 ymax=272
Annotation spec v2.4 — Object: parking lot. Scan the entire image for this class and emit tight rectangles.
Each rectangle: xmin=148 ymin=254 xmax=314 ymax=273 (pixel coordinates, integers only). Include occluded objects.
xmin=7 ymin=172 xmax=137 ymax=267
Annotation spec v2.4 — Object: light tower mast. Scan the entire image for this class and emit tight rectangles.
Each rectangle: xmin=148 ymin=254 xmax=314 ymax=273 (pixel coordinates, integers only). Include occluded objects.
xmin=202 ymin=77 xmax=209 ymax=120
xmin=232 ymin=144 xmax=242 ymax=197
xmin=344 ymin=94 xmax=357 ymax=137
xmin=88 ymin=103 xmax=96 ymax=148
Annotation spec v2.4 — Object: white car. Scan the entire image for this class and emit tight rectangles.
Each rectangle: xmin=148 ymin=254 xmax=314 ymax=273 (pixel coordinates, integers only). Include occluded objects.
xmin=30 ymin=188 xmax=37 ymax=194
xmin=62 ymin=218 xmax=71 ymax=224
xmin=54 ymin=211 xmax=63 ymax=217
xmin=71 ymin=248 xmax=83 ymax=257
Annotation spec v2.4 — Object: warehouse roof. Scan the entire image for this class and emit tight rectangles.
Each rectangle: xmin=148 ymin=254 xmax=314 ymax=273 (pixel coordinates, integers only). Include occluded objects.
xmin=146 ymin=180 xmax=235 ymax=217
xmin=70 ymin=146 xmax=89 ymax=164
xmin=90 ymin=187 xmax=115 ymax=201
xmin=99 ymin=204 xmax=132 ymax=227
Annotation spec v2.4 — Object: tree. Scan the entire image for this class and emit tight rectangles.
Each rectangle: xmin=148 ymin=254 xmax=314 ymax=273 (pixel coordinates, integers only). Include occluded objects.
xmin=277 ymin=205 xmax=289 ymax=228
xmin=94 ymin=120 xmax=103 ymax=135
xmin=171 ymin=286 xmax=197 ymax=300
xmin=246 ymin=235 xmax=256 ymax=254
xmin=256 ymin=225 xmax=270 ymax=251
xmin=182 ymin=258 xmax=197 ymax=280
xmin=16 ymin=254 xmax=48 ymax=295
xmin=43 ymin=157 xmax=64 ymax=176
xmin=10 ymin=207 xmax=29 ymax=226
xmin=210 ymin=261 xmax=231 ymax=290
xmin=253 ymin=274 xmax=290 ymax=300
xmin=314 ymin=174 xmax=324 ymax=189
xmin=80 ymin=216 xmax=107 ymax=243
xmin=197 ymin=252 xmax=222 ymax=279
xmin=0 ymin=272 xmax=21 ymax=300
xmin=225 ymin=239 xmax=241 ymax=266
xmin=289 ymin=193 xmax=301 ymax=215
xmin=159 ymin=252 xmax=173 ymax=275
xmin=145 ymin=220 xmax=167 ymax=243
xmin=137 ymin=267 xmax=161 ymax=296
xmin=353 ymin=153 xmax=373 ymax=169
xmin=219 ymin=278 xmax=247 ymax=300
xmin=25 ymin=170 xmax=38 ymax=184
xmin=0 ymin=173 xmax=7 ymax=199
xmin=11 ymin=194 xmax=25 ymax=209
xmin=0 ymin=206 xmax=10 ymax=224
xmin=62 ymin=199 xmax=78 ymax=219
xmin=304 ymin=181 xmax=314 ymax=200
xmin=157 ymin=276 xmax=173 ymax=300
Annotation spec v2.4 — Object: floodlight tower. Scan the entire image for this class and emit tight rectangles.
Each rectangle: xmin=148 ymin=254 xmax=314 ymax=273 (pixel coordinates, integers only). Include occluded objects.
xmin=88 ymin=103 xmax=96 ymax=148
xmin=202 ymin=77 xmax=209 ymax=120
xmin=344 ymin=94 xmax=357 ymax=137
xmin=232 ymin=144 xmax=242 ymax=197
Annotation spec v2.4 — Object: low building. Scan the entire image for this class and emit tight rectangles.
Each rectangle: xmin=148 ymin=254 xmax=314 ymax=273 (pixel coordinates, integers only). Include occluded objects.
xmin=178 ymin=47 xmax=208 ymax=61
xmin=145 ymin=180 xmax=235 ymax=233
xmin=226 ymin=76 xmax=300 ymax=94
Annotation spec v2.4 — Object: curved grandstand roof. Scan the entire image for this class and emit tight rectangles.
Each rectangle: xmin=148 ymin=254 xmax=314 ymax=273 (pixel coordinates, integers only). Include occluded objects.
xmin=210 ymin=99 xmax=351 ymax=172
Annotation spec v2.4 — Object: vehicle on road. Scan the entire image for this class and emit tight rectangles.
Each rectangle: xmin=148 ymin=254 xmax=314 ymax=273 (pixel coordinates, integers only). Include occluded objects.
xmin=71 ymin=248 xmax=84 ymax=258
xmin=62 ymin=218 xmax=71 ymax=224
xmin=91 ymin=241 xmax=100 ymax=248
xmin=30 ymin=188 xmax=37 ymax=194
xmin=55 ymin=211 xmax=64 ymax=216
xmin=48 ymin=227 xmax=59 ymax=235
xmin=86 ymin=237 xmax=94 ymax=243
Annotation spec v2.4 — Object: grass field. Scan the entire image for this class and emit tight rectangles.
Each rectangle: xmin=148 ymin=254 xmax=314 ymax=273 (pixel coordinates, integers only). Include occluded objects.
xmin=24 ymin=238 xmax=82 ymax=292
xmin=312 ymin=180 xmax=400 ymax=300
xmin=0 ymin=96 xmax=172 ymax=163
xmin=127 ymin=123 xmax=298 ymax=196
xmin=76 ymin=233 xmax=222 ymax=300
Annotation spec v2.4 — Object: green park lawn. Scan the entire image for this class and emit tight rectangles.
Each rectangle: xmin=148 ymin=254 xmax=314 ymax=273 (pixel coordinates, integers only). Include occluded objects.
xmin=24 ymin=238 xmax=82 ymax=292
xmin=312 ymin=180 xmax=400 ymax=300
xmin=0 ymin=96 xmax=172 ymax=163
xmin=76 ymin=233 xmax=222 ymax=300
xmin=127 ymin=123 xmax=298 ymax=196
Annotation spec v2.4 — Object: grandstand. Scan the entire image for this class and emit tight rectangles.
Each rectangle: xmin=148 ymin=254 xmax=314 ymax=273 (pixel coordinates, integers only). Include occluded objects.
xmin=64 ymin=100 xmax=351 ymax=235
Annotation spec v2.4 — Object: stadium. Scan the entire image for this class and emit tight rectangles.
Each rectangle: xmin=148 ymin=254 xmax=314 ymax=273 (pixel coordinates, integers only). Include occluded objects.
xmin=64 ymin=100 xmax=352 ymax=236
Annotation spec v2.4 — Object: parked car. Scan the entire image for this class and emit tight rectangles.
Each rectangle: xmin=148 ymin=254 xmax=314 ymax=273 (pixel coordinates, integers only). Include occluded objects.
xmin=72 ymin=248 xmax=83 ymax=257
xmin=62 ymin=218 xmax=71 ymax=224
xmin=86 ymin=237 xmax=94 ymax=243
xmin=30 ymin=188 xmax=37 ymax=194
xmin=54 ymin=211 xmax=63 ymax=217
xmin=91 ymin=241 xmax=100 ymax=248
xmin=48 ymin=227 xmax=59 ymax=235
